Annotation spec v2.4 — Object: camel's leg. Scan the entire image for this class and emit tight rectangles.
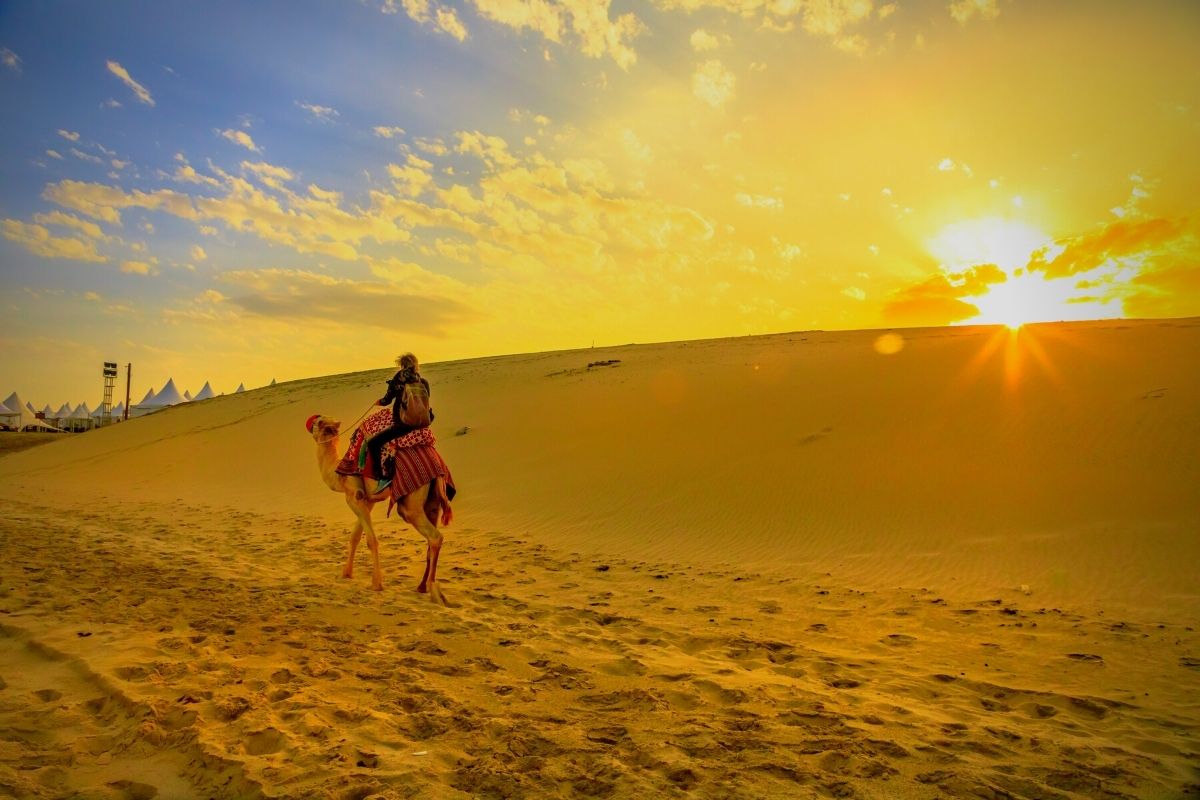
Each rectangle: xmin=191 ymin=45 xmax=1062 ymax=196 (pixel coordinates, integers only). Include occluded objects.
xmin=348 ymin=474 xmax=366 ymax=502
xmin=365 ymin=525 xmax=383 ymax=592
xmin=343 ymin=520 xmax=362 ymax=579
xmin=399 ymin=483 xmax=446 ymax=605
xmin=345 ymin=495 xmax=382 ymax=591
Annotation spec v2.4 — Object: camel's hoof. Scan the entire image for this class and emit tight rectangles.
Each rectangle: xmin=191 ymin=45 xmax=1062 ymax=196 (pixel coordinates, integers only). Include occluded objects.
xmin=428 ymin=584 xmax=450 ymax=607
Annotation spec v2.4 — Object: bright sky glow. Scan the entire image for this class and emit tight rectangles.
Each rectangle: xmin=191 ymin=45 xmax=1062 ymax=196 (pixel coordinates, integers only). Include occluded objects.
xmin=1 ymin=0 xmax=1198 ymax=403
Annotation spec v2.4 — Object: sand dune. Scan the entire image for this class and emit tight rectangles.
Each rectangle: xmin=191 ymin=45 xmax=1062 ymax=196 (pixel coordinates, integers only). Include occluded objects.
xmin=1 ymin=318 xmax=1198 ymax=798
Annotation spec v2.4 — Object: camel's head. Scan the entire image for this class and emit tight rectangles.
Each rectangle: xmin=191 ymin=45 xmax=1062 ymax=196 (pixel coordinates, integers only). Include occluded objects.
xmin=306 ymin=414 xmax=340 ymax=441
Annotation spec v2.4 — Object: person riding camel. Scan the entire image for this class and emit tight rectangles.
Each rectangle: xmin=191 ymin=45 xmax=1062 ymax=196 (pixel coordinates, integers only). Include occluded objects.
xmin=363 ymin=353 xmax=433 ymax=494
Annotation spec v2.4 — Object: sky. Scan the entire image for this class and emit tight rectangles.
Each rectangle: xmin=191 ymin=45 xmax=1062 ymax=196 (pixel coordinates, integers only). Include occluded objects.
xmin=1 ymin=0 xmax=1198 ymax=406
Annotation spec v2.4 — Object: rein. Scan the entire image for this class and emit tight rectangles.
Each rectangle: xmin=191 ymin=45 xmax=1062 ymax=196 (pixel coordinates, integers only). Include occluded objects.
xmin=315 ymin=403 xmax=377 ymax=444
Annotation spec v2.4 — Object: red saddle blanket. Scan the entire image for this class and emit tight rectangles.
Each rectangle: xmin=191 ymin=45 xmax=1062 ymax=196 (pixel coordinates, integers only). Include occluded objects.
xmin=336 ymin=409 xmax=456 ymax=511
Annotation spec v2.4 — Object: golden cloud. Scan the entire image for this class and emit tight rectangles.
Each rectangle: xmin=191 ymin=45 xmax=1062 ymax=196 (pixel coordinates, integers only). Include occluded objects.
xmin=32 ymin=211 xmax=110 ymax=241
xmin=1 ymin=219 xmax=108 ymax=263
xmin=693 ymin=59 xmax=736 ymax=109
xmin=1035 ymin=216 xmax=1193 ymax=280
xmin=217 ymin=268 xmax=478 ymax=334
xmin=470 ymin=0 xmax=643 ymax=69
xmin=948 ymin=0 xmax=1000 ymax=24
xmin=120 ymin=259 xmax=157 ymax=275
xmin=218 ymin=129 xmax=261 ymax=153
xmin=106 ymin=60 xmax=154 ymax=106
xmin=382 ymin=0 xmax=469 ymax=41
xmin=882 ymin=263 xmax=1006 ymax=326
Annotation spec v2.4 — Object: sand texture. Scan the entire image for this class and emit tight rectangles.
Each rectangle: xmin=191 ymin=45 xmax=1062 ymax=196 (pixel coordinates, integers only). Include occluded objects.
xmin=1 ymin=319 xmax=1198 ymax=798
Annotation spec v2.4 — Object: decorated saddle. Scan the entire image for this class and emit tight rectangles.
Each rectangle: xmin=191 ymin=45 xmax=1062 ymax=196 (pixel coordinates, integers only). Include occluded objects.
xmin=336 ymin=409 xmax=457 ymax=520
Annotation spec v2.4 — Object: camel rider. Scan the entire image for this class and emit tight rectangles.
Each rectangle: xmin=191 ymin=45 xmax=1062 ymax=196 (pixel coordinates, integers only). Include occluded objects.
xmin=364 ymin=352 xmax=433 ymax=493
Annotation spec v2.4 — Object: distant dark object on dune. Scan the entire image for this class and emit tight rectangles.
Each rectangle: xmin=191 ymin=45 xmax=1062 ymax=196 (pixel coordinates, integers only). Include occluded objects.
xmin=0 ymin=432 xmax=64 ymax=456
xmin=587 ymin=359 xmax=621 ymax=369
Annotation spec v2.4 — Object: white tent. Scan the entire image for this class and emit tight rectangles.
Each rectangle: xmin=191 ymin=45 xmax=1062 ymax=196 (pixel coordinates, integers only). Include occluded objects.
xmin=2 ymin=392 xmax=34 ymax=429
xmin=51 ymin=403 xmax=73 ymax=426
xmin=192 ymin=381 xmax=216 ymax=401
xmin=65 ymin=402 xmax=94 ymax=432
xmin=24 ymin=401 xmax=35 ymax=413
xmin=40 ymin=404 xmax=53 ymax=416
xmin=129 ymin=387 xmax=159 ymax=419
xmin=183 ymin=389 xmax=193 ymax=401
xmin=111 ymin=401 xmax=126 ymax=420
xmin=235 ymin=383 xmax=246 ymax=393
xmin=0 ymin=399 xmax=17 ymax=427
xmin=2 ymin=393 xmax=31 ymax=429
xmin=149 ymin=378 xmax=187 ymax=406
xmin=21 ymin=417 xmax=66 ymax=433
xmin=269 ymin=378 xmax=276 ymax=386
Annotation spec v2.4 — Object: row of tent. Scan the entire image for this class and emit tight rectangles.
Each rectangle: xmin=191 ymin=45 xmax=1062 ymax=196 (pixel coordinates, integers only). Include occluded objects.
xmin=0 ymin=378 xmax=274 ymax=432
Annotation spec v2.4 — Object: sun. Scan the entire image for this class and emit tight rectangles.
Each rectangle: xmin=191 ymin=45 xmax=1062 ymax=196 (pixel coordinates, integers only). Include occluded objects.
xmin=928 ymin=217 xmax=1124 ymax=329
xmin=927 ymin=217 xmax=1052 ymax=272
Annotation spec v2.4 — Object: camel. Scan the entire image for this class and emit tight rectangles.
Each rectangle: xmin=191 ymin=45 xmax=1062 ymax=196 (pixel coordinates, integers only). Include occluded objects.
xmin=309 ymin=414 xmax=450 ymax=605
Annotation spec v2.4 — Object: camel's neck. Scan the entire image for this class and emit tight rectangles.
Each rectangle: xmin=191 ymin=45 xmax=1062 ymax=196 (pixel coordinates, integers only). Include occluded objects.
xmin=316 ymin=438 xmax=344 ymax=488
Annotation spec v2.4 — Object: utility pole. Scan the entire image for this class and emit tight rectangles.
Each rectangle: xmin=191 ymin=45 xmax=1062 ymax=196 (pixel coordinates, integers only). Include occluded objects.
xmin=124 ymin=363 xmax=132 ymax=421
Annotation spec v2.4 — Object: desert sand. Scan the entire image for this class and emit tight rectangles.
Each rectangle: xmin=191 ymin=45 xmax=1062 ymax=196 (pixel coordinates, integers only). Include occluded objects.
xmin=1 ymin=318 xmax=1197 ymax=799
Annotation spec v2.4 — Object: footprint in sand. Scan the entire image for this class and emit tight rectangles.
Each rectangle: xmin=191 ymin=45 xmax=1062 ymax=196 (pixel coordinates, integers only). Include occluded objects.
xmin=242 ymin=727 xmax=286 ymax=756
xmin=881 ymin=633 xmax=916 ymax=646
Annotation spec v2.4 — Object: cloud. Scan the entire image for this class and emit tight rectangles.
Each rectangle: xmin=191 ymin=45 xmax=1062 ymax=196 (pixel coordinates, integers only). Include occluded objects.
xmin=296 ymin=101 xmax=339 ymax=122
xmin=173 ymin=163 xmax=222 ymax=188
xmin=842 ymin=286 xmax=866 ymax=301
xmin=690 ymin=29 xmax=721 ymax=51
xmin=455 ymin=130 xmax=518 ymax=167
xmin=120 ymin=259 xmax=157 ymax=275
xmin=382 ymin=0 xmax=469 ymax=40
xmin=32 ymin=211 xmax=110 ymax=241
xmin=106 ymin=60 xmax=155 ymax=106
xmin=469 ymin=0 xmax=644 ymax=69
xmin=374 ymin=126 xmax=407 ymax=139
xmin=218 ymin=268 xmax=477 ymax=334
xmin=57 ymin=130 xmax=81 ymax=142
xmin=693 ymin=59 xmax=736 ymax=109
xmin=388 ymin=154 xmax=436 ymax=197
xmin=241 ymin=160 xmax=295 ymax=189
xmin=735 ymin=192 xmax=783 ymax=210
xmin=43 ymin=179 xmax=197 ymax=224
xmin=1 ymin=48 xmax=21 ymax=73
xmin=70 ymin=148 xmax=104 ymax=165
xmin=435 ymin=6 xmax=470 ymax=39
xmin=801 ymin=0 xmax=874 ymax=38
xmin=190 ymin=245 xmax=207 ymax=262
xmin=43 ymin=169 xmax=411 ymax=261
xmin=774 ymin=238 xmax=803 ymax=261
xmin=1 ymin=219 xmax=108 ymax=262
xmin=218 ymin=129 xmax=261 ymax=152
xmin=882 ymin=263 xmax=1006 ymax=326
xmin=936 ymin=157 xmax=973 ymax=177
xmin=948 ymin=0 xmax=1000 ymax=24
xmin=654 ymin=0 xmax=877 ymax=53
xmin=46 ymin=149 xmax=64 ymax=160
xmin=1034 ymin=216 xmax=1192 ymax=280
xmin=1124 ymin=262 xmax=1200 ymax=319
